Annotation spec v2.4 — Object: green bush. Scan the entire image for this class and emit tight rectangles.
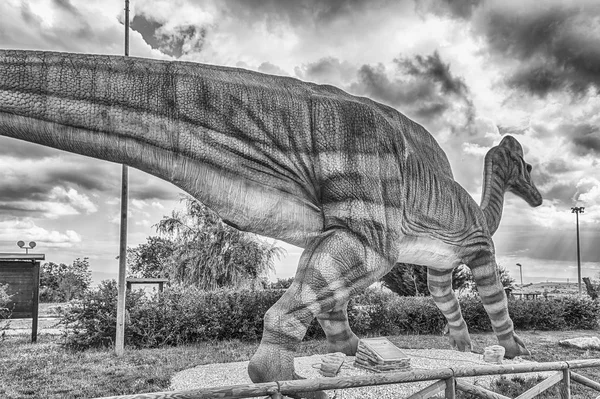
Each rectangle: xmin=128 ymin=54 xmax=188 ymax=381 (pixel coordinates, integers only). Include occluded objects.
xmin=561 ymin=296 xmax=600 ymax=329
xmin=0 ymin=283 xmax=11 ymax=319
xmin=59 ymin=280 xmax=146 ymax=349
xmin=59 ymin=284 xmax=600 ymax=350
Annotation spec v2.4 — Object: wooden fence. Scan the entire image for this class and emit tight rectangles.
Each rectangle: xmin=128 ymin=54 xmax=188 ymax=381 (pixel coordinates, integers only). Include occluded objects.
xmin=98 ymin=358 xmax=600 ymax=399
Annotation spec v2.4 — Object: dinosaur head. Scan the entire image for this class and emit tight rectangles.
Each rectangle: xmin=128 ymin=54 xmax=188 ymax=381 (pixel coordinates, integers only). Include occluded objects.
xmin=499 ymin=136 xmax=543 ymax=207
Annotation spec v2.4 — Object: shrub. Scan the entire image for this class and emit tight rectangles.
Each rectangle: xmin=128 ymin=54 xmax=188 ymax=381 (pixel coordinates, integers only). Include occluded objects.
xmin=0 ymin=283 xmax=13 ymax=341
xmin=508 ymin=298 xmax=566 ymax=330
xmin=0 ymin=283 xmax=11 ymax=317
xmin=59 ymin=284 xmax=600 ymax=350
xmin=59 ymin=280 xmax=146 ymax=349
xmin=561 ymin=296 xmax=600 ymax=329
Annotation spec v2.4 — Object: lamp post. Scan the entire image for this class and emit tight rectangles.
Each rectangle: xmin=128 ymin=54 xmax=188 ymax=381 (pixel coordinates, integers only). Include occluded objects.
xmin=571 ymin=206 xmax=585 ymax=295
xmin=115 ymin=0 xmax=130 ymax=357
xmin=516 ymin=263 xmax=523 ymax=287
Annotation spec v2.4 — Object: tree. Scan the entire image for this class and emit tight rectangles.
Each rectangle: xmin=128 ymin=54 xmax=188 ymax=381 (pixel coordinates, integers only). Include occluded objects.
xmin=127 ymin=236 xmax=176 ymax=279
xmin=152 ymin=196 xmax=286 ymax=290
xmin=39 ymin=258 xmax=92 ymax=302
xmin=382 ymin=263 xmax=470 ymax=297
xmin=456 ymin=264 xmax=515 ymax=296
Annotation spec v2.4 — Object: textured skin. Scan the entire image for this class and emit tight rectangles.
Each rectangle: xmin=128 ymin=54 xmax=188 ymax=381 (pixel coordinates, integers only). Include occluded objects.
xmin=0 ymin=50 xmax=542 ymax=394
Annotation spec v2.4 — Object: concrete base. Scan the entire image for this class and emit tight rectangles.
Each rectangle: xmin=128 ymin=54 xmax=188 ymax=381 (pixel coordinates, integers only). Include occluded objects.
xmin=171 ymin=349 xmax=552 ymax=398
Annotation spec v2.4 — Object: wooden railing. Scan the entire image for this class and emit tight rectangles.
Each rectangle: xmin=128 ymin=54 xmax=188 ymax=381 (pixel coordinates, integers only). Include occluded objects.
xmin=98 ymin=358 xmax=600 ymax=399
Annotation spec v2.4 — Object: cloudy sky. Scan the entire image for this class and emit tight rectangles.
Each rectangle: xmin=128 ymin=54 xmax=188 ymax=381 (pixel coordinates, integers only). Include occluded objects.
xmin=0 ymin=0 xmax=599 ymax=285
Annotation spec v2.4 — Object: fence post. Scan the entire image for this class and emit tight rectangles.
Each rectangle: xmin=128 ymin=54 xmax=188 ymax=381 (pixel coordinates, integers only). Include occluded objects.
xmin=445 ymin=377 xmax=456 ymax=399
xmin=560 ymin=369 xmax=571 ymax=399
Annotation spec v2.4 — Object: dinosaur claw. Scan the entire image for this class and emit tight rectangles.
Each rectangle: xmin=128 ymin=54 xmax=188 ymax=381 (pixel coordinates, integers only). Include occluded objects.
xmin=501 ymin=333 xmax=531 ymax=358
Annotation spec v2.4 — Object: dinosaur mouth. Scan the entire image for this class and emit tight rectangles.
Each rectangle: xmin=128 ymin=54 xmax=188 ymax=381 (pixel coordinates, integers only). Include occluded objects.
xmin=528 ymin=189 xmax=543 ymax=207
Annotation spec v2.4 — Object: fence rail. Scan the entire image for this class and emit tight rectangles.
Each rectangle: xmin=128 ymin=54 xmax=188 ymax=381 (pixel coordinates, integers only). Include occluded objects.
xmin=97 ymin=358 xmax=600 ymax=399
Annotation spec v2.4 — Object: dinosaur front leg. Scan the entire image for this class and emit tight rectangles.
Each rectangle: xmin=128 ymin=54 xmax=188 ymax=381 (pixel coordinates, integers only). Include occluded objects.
xmin=427 ymin=268 xmax=471 ymax=352
xmin=468 ymin=251 xmax=530 ymax=358
xmin=317 ymin=300 xmax=359 ymax=355
xmin=248 ymin=228 xmax=388 ymax=395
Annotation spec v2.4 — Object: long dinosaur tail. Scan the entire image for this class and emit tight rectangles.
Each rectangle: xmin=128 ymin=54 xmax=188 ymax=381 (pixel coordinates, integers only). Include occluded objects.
xmin=0 ymin=50 xmax=323 ymax=245
xmin=0 ymin=49 xmax=201 ymax=185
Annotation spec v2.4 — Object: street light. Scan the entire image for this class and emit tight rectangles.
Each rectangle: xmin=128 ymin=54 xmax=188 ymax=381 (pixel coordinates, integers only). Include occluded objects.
xmin=16 ymin=240 xmax=36 ymax=254
xmin=516 ymin=263 xmax=523 ymax=287
xmin=571 ymin=206 xmax=585 ymax=295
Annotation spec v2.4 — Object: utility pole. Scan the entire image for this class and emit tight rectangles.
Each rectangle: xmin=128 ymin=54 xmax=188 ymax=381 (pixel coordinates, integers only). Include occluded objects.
xmin=571 ymin=206 xmax=585 ymax=295
xmin=115 ymin=0 xmax=130 ymax=357
xmin=516 ymin=263 xmax=523 ymax=287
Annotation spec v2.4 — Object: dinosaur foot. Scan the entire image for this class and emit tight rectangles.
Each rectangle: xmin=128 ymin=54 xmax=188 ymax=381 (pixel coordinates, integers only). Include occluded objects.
xmin=326 ymin=332 xmax=359 ymax=356
xmin=249 ymin=344 xmax=329 ymax=399
xmin=500 ymin=332 xmax=530 ymax=358
xmin=448 ymin=326 xmax=472 ymax=352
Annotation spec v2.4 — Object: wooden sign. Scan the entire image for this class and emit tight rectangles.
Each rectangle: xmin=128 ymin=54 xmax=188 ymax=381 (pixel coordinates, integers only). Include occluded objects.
xmin=0 ymin=253 xmax=44 ymax=342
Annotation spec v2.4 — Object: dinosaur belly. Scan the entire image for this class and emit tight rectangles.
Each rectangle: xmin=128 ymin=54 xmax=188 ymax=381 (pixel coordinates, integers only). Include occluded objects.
xmin=396 ymin=235 xmax=463 ymax=271
xmin=170 ymin=153 xmax=324 ymax=248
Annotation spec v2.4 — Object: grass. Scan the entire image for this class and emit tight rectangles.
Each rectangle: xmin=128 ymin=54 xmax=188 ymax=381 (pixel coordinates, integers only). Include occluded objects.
xmin=1 ymin=331 xmax=600 ymax=398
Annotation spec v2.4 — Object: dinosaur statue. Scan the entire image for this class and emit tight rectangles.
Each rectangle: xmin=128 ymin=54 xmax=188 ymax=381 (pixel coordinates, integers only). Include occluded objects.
xmin=0 ymin=50 xmax=542 ymax=396
xmin=338 ymin=135 xmax=542 ymax=356
xmin=427 ymin=135 xmax=542 ymax=352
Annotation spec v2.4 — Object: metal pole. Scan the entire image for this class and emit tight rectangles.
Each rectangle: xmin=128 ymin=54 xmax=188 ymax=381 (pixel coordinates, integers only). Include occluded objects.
xmin=571 ymin=207 xmax=584 ymax=296
xmin=115 ymin=0 xmax=130 ymax=357
xmin=576 ymin=210 xmax=581 ymax=295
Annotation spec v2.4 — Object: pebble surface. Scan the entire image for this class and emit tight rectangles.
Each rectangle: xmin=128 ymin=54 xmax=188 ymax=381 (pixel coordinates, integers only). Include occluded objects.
xmin=171 ymin=349 xmax=552 ymax=398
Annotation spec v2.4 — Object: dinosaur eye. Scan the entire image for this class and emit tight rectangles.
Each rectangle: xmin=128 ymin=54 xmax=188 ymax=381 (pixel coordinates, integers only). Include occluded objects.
xmin=526 ymin=164 xmax=532 ymax=173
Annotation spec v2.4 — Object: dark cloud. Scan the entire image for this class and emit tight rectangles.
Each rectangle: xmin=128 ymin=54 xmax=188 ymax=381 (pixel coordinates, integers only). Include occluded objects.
xmin=130 ymin=14 xmax=206 ymax=58
xmin=349 ymin=52 xmax=474 ymax=124
xmin=505 ymin=66 xmax=563 ymax=97
xmin=0 ymin=138 xmax=62 ymax=159
xmin=543 ymin=159 xmax=575 ymax=175
xmin=0 ymin=157 xmax=118 ymax=205
xmin=220 ymin=0 xmax=375 ymax=27
xmin=476 ymin=4 xmax=600 ymax=96
xmin=395 ymin=52 xmax=471 ymax=100
xmin=52 ymin=0 xmax=80 ymax=15
xmin=295 ymin=57 xmax=357 ymax=86
xmin=497 ymin=125 xmax=526 ymax=136
xmin=16 ymin=1 xmax=93 ymax=50
xmin=569 ymin=124 xmax=600 ymax=156
xmin=257 ymin=62 xmax=288 ymax=76
xmin=0 ymin=183 xmax=48 ymax=203
xmin=129 ymin=171 xmax=180 ymax=201
xmin=47 ymin=163 xmax=117 ymax=192
xmin=420 ymin=2 xmax=600 ymax=97
xmin=415 ymin=0 xmax=483 ymax=20
xmin=543 ymin=182 xmax=576 ymax=204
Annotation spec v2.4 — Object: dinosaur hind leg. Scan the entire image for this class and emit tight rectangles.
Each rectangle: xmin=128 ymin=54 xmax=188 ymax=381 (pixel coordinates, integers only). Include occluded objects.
xmin=427 ymin=267 xmax=471 ymax=352
xmin=468 ymin=250 xmax=529 ymax=358
xmin=317 ymin=300 xmax=359 ymax=355
xmin=248 ymin=228 xmax=388 ymax=391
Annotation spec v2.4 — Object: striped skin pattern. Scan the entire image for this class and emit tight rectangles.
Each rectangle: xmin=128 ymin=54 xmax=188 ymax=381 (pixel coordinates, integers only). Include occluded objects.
xmin=0 ymin=50 xmax=542 ymax=394
xmin=427 ymin=136 xmax=542 ymax=353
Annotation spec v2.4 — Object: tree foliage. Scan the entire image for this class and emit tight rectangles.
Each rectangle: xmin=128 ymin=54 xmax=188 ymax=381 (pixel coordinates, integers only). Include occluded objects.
xmin=382 ymin=263 xmax=514 ymax=297
xmin=127 ymin=236 xmax=176 ymax=279
xmin=130 ymin=196 xmax=286 ymax=290
xmin=40 ymin=258 xmax=92 ymax=302
xmin=382 ymin=263 xmax=470 ymax=296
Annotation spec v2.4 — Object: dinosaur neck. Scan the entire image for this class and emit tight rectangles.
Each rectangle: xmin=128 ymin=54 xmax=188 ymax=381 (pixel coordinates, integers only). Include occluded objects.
xmin=480 ymin=150 xmax=510 ymax=235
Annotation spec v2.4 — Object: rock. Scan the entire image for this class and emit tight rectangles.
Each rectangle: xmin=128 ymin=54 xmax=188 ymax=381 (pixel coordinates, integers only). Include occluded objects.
xmin=559 ymin=336 xmax=600 ymax=350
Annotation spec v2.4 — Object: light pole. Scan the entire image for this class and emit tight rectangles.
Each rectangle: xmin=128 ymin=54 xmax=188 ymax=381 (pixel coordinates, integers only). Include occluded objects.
xmin=516 ymin=263 xmax=523 ymax=287
xmin=571 ymin=206 xmax=585 ymax=295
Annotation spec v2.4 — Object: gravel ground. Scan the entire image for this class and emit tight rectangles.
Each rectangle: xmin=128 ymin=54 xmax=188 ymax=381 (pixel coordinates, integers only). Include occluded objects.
xmin=171 ymin=349 xmax=552 ymax=398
